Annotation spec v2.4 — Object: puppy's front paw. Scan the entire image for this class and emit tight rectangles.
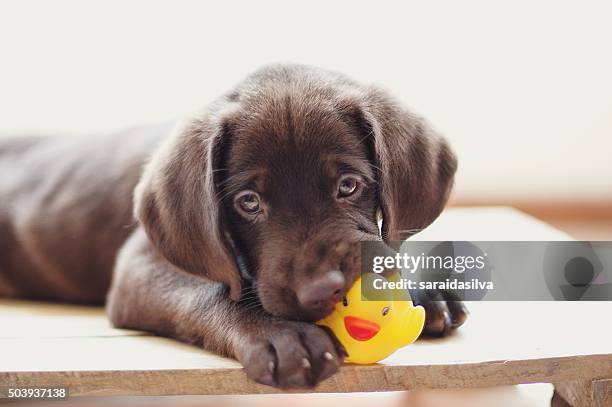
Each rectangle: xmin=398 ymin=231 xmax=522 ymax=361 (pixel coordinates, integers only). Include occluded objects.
xmin=237 ymin=321 xmax=347 ymax=388
xmin=412 ymin=289 xmax=469 ymax=337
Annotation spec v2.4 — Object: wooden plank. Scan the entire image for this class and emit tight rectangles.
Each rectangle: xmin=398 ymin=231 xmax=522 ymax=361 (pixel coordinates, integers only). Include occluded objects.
xmin=0 ymin=207 xmax=610 ymax=396
xmin=0 ymin=355 xmax=610 ymax=397
xmin=1 ymin=302 xmax=611 ymax=396
xmin=593 ymin=379 xmax=612 ymax=405
xmin=553 ymin=378 xmax=612 ymax=407
xmin=1 ymin=302 xmax=611 ymax=369
xmin=553 ymin=380 xmax=593 ymax=407
xmin=0 ymin=300 xmax=145 ymax=339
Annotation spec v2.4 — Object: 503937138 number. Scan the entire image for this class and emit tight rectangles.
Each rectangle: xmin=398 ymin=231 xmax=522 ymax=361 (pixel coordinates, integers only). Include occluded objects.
xmin=0 ymin=387 xmax=68 ymax=399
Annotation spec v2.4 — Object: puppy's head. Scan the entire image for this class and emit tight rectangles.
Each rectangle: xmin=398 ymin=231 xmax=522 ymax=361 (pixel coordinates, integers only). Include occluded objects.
xmin=134 ymin=65 xmax=457 ymax=321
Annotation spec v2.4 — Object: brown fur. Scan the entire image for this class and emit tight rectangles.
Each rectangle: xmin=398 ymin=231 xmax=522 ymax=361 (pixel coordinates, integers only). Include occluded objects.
xmin=0 ymin=64 xmax=466 ymax=388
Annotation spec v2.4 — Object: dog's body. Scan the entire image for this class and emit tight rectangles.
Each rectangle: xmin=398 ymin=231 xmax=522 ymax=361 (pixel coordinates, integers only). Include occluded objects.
xmin=0 ymin=126 xmax=167 ymax=302
xmin=0 ymin=64 xmax=467 ymax=388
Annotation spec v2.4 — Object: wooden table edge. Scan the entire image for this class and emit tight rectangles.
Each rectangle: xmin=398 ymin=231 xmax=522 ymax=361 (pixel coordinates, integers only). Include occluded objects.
xmin=2 ymin=353 xmax=611 ymax=397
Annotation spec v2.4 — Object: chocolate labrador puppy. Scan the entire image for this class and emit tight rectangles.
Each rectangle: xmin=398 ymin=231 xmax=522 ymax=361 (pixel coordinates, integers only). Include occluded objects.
xmin=0 ymin=64 xmax=466 ymax=388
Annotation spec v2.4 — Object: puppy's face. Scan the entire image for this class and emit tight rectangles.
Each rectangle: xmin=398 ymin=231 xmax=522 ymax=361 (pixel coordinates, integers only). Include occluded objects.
xmin=135 ymin=65 xmax=457 ymax=325
xmin=221 ymin=104 xmax=380 ymax=321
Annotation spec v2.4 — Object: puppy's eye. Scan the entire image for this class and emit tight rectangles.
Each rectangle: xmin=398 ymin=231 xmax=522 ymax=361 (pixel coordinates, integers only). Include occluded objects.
xmin=337 ymin=175 xmax=361 ymax=199
xmin=234 ymin=191 xmax=261 ymax=216
xmin=238 ymin=193 xmax=260 ymax=213
xmin=382 ymin=306 xmax=390 ymax=316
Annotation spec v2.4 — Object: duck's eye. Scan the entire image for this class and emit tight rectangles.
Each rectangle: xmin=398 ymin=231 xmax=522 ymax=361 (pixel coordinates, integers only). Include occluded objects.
xmin=342 ymin=297 xmax=348 ymax=307
xmin=382 ymin=306 xmax=390 ymax=316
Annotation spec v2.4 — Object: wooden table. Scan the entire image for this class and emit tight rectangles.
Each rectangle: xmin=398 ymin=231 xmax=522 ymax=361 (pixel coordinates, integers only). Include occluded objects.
xmin=1 ymin=208 xmax=611 ymax=405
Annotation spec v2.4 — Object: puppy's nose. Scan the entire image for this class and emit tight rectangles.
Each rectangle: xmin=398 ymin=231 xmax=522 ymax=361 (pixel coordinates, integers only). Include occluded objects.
xmin=297 ymin=270 xmax=345 ymax=310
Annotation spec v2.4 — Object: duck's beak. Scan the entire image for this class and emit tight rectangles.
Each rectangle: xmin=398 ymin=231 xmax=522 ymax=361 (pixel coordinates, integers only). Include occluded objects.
xmin=344 ymin=316 xmax=380 ymax=341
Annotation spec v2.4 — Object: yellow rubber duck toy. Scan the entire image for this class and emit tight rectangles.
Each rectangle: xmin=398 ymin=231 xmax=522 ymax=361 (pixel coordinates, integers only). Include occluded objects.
xmin=318 ymin=273 xmax=425 ymax=364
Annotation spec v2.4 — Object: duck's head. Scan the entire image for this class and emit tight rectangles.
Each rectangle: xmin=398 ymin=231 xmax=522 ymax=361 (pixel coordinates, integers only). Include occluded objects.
xmin=317 ymin=273 xmax=425 ymax=364
xmin=330 ymin=276 xmax=398 ymax=341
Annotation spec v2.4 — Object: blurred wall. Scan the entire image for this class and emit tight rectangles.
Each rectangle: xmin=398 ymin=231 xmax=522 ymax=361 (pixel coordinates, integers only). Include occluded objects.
xmin=1 ymin=0 xmax=611 ymax=201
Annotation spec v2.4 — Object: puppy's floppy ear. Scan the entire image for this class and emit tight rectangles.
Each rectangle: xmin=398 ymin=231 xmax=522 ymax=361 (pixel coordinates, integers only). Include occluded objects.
xmin=133 ymin=111 xmax=242 ymax=300
xmin=346 ymin=87 xmax=457 ymax=242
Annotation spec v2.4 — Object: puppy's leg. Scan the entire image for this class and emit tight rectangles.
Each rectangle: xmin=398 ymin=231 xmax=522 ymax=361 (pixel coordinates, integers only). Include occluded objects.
xmin=107 ymin=229 xmax=346 ymax=388
xmin=411 ymin=289 xmax=469 ymax=337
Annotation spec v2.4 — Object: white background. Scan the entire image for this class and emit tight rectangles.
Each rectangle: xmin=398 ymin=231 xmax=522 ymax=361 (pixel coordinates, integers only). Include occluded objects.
xmin=1 ymin=0 xmax=610 ymax=200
